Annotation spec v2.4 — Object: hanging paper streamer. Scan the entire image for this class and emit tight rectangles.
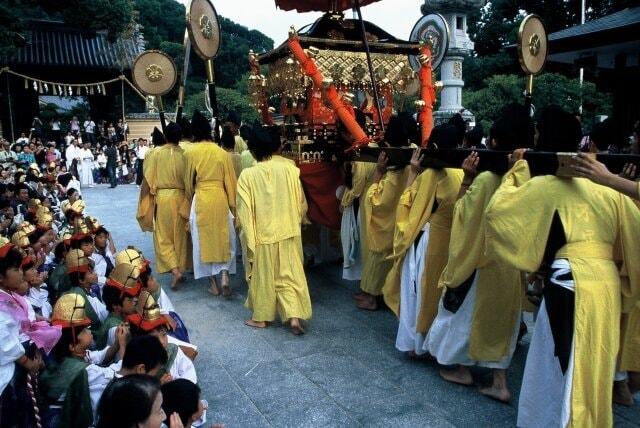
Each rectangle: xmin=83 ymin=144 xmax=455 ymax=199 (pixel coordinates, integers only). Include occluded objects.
xmin=24 ymin=79 xmax=28 ymax=89
xmin=101 ymin=84 xmax=106 ymax=95
xmin=43 ymin=83 xmax=48 ymax=93
xmin=52 ymin=85 xmax=57 ymax=95
xmin=33 ymin=81 xmax=38 ymax=91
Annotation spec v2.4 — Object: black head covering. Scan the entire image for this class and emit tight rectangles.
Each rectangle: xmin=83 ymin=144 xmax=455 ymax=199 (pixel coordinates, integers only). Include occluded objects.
xmin=164 ymin=122 xmax=182 ymax=144
xmin=151 ymin=127 xmax=165 ymax=146
xmin=535 ymin=105 xmax=582 ymax=153
xmin=179 ymin=116 xmax=192 ymax=140
xmin=191 ymin=110 xmax=212 ymax=141
xmin=429 ymin=124 xmax=459 ymax=150
xmin=225 ymin=111 xmax=241 ymax=126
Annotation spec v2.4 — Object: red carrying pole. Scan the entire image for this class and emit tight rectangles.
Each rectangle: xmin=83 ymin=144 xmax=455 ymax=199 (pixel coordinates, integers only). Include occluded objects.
xmin=418 ymin=45 xmax=436 ymax=147
xmin=288 ymin=27 xmax=369 ymax=147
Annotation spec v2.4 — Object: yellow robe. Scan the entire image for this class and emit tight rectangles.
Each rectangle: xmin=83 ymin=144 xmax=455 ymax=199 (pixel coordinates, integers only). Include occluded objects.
xmin=340 ymin=162 xmax=377 ymax=208
xmin=146 ymin=144 xmax=189 ymax=273
xmin=619 ymin=300 xmax=640 ymax=373
xmin=438 ymin=170 xmax=525 ymax=362
xmin=618 ymin=199 xmax=640 ymax=373
xmin=136 ymin=147 xmax=156 ymax=232
xmin=236 ymin=159 xmax=311 ymax=322
xmin=341 ymin=162 xmax=377 ymax=280
xmin=234 ymin=135 xmax=247 ymax=154
xmin=240 ymin=150 xmax=256 ymax=170
xmin=184 ymin=142 xmax=237 ymax=263
xmin=485 ymin=160 xmax=640 ymax=428
xmin=360 ymin=167 xmax=408 ymax=296
xmin=382 ymin=168 xmax=463 ymax=335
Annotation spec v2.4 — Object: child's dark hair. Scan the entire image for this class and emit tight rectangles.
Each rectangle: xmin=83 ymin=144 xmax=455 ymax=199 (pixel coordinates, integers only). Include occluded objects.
xmin=96 ymin=375 xmax=161 ymax=428
xmin=0 ymin=246 xmax=24 ymax=276
xmin=102 ymin=285 xmax=126 ymax=312
xmin=51 ymin=325 xmax=85 ymax=362
xmin=161 ymin=379 xmax=201 ymax=426
xmin=122 ymin=335 xmax=168 ymax=373
xmin=28 ymin=229 xmax=44 ymax=245
xmin=139 ymin=266 xmax=153 ymax=288
xmin=68 ymin=270 xmax=91 ymax=288
xmin=70 ymin=235 xmax=94 ymax=250
xmin=53 ymin=242 xmax=67 ymax=263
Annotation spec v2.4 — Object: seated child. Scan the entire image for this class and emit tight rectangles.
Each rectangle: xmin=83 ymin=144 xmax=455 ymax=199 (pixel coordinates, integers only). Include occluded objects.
xmin=94 ymin=262 xmax=141 ymax=349
xmin=128 ymin=291 xmax=197 ymax=384
xmin=41 ymin=292 xmax=127 ymax=427
xmin=63 ymin=249 xmax=108 ymax=334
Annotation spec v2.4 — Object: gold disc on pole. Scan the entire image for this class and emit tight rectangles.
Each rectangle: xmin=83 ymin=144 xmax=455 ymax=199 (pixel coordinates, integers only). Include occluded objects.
xmin=132 ymin=50 xmax=177 ymax=96
xmin=518 ymin=14 xmax=548 ymax=75
xmin=186 ymin=0 xmax=221 ymax=60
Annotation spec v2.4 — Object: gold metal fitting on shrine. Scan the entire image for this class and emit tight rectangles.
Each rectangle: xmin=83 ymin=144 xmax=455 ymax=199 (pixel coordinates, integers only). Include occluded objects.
xmin=288 ymin=26 xmax=298 ymax=40
xmin=307 ymin=46 xmax=320 ymax=58
xmin=418 ymin=54 xmax=431 ymax=66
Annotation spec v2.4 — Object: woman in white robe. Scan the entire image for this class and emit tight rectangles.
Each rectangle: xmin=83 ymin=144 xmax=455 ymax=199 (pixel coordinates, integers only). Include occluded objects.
xmin=79 ymin=143 xmax=95 ymax=188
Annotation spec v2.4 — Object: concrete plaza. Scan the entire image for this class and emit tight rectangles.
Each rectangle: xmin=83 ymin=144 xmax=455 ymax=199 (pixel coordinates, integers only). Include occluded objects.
xmin=84 ymin=184 xmax=640 ymax=427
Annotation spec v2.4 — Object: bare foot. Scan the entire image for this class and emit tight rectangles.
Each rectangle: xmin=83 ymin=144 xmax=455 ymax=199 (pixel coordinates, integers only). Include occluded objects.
xmin=613 ymin=381 xmax=634 ymax=406
xmin=479 ymin=385 xmax=512 ymax=403
xmin=171 ymin=269 xmax=182 ymax=290
xmin=245 ymin=319 xmax=267 ymax=329
xmin=356 ymin=296 xmax=378 ymax=311
xmin=440 ymin=366 xmax=473 ymax=386
xmin=221 ymin=271 xmax=232 ymax=298
xmin=208 ymin=277 xmax=220 ymax=296
xmin=290 ymin=318 xmax=305 ymax=336
xmin=352 ymin=291 xmax=367 ymax=301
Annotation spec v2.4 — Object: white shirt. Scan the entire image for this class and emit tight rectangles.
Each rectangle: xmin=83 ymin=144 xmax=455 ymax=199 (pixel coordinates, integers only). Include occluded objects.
xmin=0 ymin=311 xmax=24 ymax=394
xmin=97 ymin=154 xmax=107 ymax=168
xmin=158 ymin=288 xmax=175 ymax=314
xmin=51 ymin=121 xmax=61 ymax=131
xmin=90 ymin=249 xmax=114 ymax=289
xmin=16 ymin=137 xmax=29 ymax=145
xmin=135 ymin=145 xmax=149 ymax=160
xmin=83 ymin=121 xmax=95 ymax=134
xmin=65 ymin=145 xmax=80 ymax=164
xmin=86 ymin=293 xmax=108 ymax=322
xmin=79 ymin=148 xmax=94 ymax=162
xmin=171 ymin=347 xmax=197 ymax=383
xmin=26 ymin=287 xmax=52 ymax=319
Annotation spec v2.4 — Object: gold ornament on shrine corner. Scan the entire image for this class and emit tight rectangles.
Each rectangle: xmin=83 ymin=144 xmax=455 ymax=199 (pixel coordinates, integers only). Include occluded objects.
xmin=132 ymin=50 xmax=177 ymax=96
xmin=518 ymin=14 xmax=548 ymax=75
xmin=187 ymin=0 xmax=221 ymax=60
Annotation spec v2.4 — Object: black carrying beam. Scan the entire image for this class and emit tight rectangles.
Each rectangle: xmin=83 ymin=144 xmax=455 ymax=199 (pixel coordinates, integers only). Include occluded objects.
xmin=352 ymin=147 xmax=640 ymax=177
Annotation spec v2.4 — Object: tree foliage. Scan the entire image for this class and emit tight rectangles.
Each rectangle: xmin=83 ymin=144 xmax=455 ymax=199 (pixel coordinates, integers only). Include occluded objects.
xmin=464 ymin=73 xmax=612 ymax=134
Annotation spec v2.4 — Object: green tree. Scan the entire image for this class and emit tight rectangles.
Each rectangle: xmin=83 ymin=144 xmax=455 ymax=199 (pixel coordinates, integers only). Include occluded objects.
xmin=463 ymin=73 xmax=612 ymax=134
xmin=133 ymin=0 xmax=185 ymax=49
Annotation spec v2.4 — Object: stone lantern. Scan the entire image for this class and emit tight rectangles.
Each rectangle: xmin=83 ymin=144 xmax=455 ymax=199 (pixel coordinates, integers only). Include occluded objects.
xmin=421 ymin=0 xmax=485 ymax=124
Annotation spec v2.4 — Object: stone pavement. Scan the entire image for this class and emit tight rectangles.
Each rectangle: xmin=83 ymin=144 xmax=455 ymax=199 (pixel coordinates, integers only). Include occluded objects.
xmin=84 ymin=184 xmax=640 ymax=427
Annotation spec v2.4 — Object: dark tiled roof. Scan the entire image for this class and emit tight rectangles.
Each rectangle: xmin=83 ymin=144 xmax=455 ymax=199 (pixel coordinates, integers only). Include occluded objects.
xmin=549 ymin=7 xmax=640 ymax=41
xmin=6 ymin=21 xmax=144 ymax=70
